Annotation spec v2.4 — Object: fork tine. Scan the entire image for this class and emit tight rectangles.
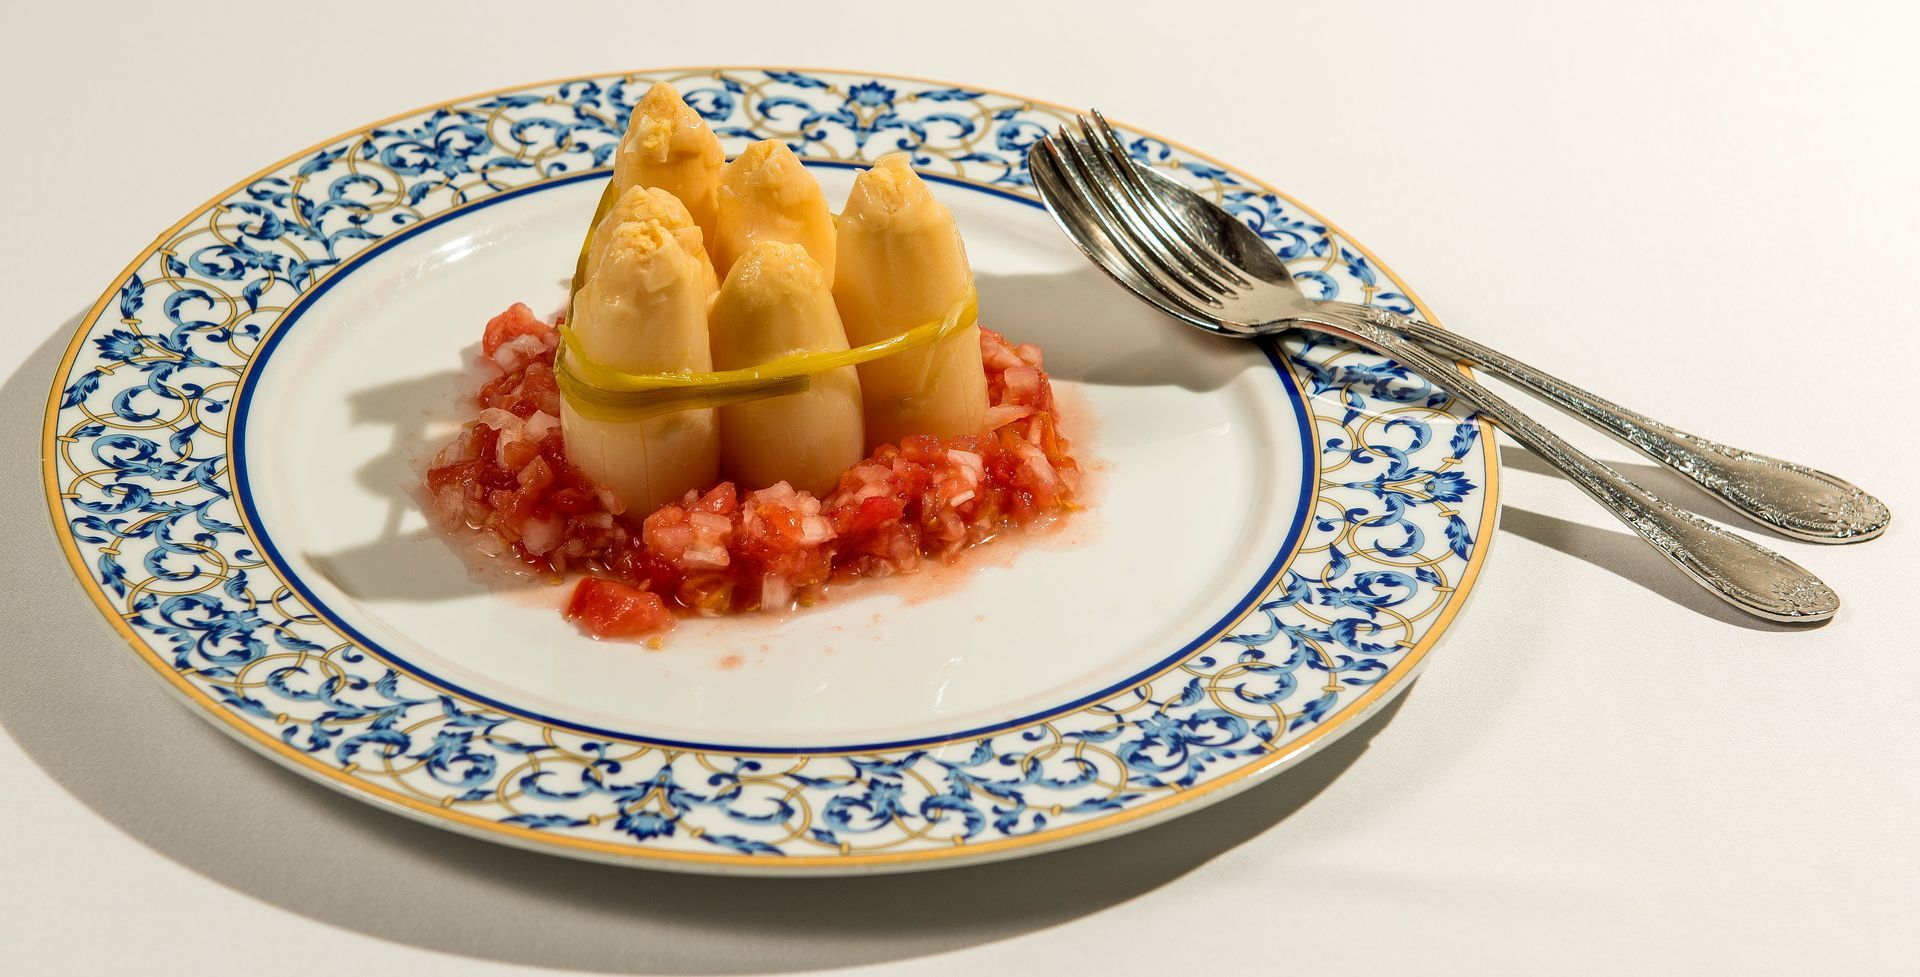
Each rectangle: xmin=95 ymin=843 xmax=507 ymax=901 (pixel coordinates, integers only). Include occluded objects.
xmin=1070 ymin=116 xmax=1236 ymax=294
xmin=1036 ymin=134 xmax=1221 ymax=323
xmin=1085 ymin=110 xmax=1252 ymax=287
xmin=1049 ymin=126 xmax=1227 ymax=306
xmin=1035 ymin=134 xmax=1230 ymax=323
xmin=1028 ymin=140 xmax=1169 ymax=307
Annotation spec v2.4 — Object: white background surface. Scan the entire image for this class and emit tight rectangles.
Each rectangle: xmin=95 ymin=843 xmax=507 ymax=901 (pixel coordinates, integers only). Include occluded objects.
xmin=3 ymin=2 xmax=1916 ymax=974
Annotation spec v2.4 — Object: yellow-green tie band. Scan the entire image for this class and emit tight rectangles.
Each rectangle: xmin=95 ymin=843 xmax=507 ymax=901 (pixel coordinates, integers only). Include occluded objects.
xmin=558 ymin=292 xmax=978 ymax=421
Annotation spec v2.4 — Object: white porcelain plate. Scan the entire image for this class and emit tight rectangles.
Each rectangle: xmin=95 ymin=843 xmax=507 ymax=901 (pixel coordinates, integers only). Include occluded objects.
xmin=42 ymin=68 xmax=1498 ymax=875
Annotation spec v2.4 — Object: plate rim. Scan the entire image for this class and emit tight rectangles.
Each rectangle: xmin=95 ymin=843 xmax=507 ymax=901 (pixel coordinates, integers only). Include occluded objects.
xmin=40 ymin=65 xmax=1502 ymax=873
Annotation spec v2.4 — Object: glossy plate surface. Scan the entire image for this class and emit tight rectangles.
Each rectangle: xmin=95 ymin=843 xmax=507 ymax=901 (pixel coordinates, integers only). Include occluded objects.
xmin=43 ymin=68 xmax=1497 ymax=874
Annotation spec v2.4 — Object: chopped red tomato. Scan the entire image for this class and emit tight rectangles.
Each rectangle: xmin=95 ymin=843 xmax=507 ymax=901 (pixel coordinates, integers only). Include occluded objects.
xmin=565 ymin=578 xmax=673 ymax=638
xmin=481 ymin=302 xmax=556 ymax=358
xmin=429 ymin=308 xmax=1081 ymax=642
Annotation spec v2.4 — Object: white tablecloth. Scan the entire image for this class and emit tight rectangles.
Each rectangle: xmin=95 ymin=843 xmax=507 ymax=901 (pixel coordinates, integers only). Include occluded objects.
xmin=4 ymin=2 xmax=1915 ymax=974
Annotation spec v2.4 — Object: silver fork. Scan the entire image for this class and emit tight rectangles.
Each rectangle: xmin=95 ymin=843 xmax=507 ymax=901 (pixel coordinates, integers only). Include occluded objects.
xmin=1051 ymin=113 xmax=1887 ymax=545
xmin=1029 ymin=113 xmax=1842 ymax=623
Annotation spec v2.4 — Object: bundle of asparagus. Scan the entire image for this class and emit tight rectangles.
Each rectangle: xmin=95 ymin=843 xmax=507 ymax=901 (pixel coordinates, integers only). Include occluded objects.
xmin=560 ymin=83 xmax=989 ymax=514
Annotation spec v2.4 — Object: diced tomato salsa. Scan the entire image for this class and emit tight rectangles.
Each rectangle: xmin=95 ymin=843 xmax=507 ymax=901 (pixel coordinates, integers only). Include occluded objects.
xmin=563 ymin=578 xmax=673 ymax=638
xmin=426 ymin=302 xmax=1081 ymax=640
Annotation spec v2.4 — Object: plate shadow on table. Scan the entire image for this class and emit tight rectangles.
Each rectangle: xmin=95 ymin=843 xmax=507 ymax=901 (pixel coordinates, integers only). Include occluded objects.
xmin=8 ymin=312 xmax=1409 ymax=974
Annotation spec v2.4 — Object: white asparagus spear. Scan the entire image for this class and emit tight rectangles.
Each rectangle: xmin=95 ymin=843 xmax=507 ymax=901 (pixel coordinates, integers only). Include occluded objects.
xmin=707 ymin=241 xmax=864 ymax=495
xmin=711 ymin=140 xmax=836 ymax=283
xmin=612 ymin=82 xmax=724 ymax=243
xmin=561 ymin=219 xmax=719 ymax=514
xmin=587 ymin=185 xmax=718 ymax=298
xmin=832 ymin=153 xmax=987 ymax=448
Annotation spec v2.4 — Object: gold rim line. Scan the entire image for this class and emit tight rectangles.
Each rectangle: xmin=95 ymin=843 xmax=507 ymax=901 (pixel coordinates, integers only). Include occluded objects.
xmin=40 ymin=67 xmax=1500 ymax=869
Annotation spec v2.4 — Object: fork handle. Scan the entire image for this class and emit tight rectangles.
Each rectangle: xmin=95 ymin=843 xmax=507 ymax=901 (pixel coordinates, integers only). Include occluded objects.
xmin=1309 ymin=305 xmax=1839 ymax=623
xmin=1338 ymin=305 xmax=1890 ymax=544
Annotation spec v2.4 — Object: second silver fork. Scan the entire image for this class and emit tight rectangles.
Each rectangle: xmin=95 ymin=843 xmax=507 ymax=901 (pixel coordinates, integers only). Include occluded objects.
xmin=1030 ymin=115 xmax=1845 ymax=623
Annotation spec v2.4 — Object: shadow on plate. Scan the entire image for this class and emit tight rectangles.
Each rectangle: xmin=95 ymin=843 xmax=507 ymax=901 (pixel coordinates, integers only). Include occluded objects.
xmin=304 ymin=264 xmax=1270 ymax=610
xmin=293 ymin=346 xmax=547 ymax=605
xmin=976 ymin=265 xmax=1258 ymax=392
xmin=10 ymin=311 xmax=1408 ymax=974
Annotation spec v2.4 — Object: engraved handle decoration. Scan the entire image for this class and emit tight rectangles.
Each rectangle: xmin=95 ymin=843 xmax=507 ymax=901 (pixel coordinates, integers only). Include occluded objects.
xmin=1315 ymin=306 xmax=1840 ymax=623
xmin=1370 ymin=312 xmax=1890 ymax=543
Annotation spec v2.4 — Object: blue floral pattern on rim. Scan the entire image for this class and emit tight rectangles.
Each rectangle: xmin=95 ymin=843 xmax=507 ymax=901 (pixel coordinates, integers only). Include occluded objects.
xmin=43 ymin=69 xmax=1495 ymax=870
